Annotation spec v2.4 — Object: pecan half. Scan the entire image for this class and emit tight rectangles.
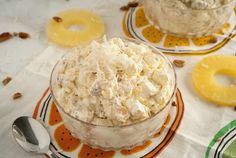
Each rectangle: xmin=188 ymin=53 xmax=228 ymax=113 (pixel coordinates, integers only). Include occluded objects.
xmin=172 ymin=101 xmax=176 ymax=106
xmin=173 ymin=60 xmax=185 ymax=68
xmin=120 ymin=5 xmax=130 ymax=11
xmin=128 ymin=1 xmax=139 ymax=7
xmin=0 ymin=32 xmax=12 ymax=42
xmin=53 ymin=16 xmax=63 ymax=23
xmin=13 ymin=92 xmax=22 ymax=100
xmin=19 ymin=32 xmax=30 ymax=39
xmin=2 ymin=76 xmax=12 ymax=86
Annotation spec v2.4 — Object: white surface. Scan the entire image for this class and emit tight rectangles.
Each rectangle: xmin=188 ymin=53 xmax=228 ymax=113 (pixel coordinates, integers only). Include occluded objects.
xmin=0 ymin=0 xmax=235 ymax=158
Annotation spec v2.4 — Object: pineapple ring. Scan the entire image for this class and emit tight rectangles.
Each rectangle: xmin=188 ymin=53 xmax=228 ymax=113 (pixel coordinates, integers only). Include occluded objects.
xmin=192 ymin=55 xmax=236 ymax=106
xmin=47 ymin=9 xmax=105 ymax=47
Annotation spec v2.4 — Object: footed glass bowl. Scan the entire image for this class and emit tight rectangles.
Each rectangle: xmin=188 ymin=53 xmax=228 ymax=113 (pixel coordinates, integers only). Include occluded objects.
xmin=143 ymin=0 xmax=236 ymax=37
xmin=50 ymin=38 xmax=177 ymax=150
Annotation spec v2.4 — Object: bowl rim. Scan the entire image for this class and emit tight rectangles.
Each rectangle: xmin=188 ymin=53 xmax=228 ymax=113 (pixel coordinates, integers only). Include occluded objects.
xmin=144 ymin=0 xmax=236 ymax=11
xmin=49 ymin=37 xmax=177 ymax=128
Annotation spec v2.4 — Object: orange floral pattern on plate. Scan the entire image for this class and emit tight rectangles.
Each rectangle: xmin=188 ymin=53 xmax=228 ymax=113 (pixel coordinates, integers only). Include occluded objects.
xmin=135 ymin=7 xmax=149 ymax=28
xmin=142 ymin=26 xmax=164 ymax=43
xmin=49 ymin=102 xmax=62 ymax=125
xmin=154 ymin=114 xmax=171 ymax=138
xmin=121 ymin=140 xmax=152 ymax=155
xmin=78 ymin=144 xmax=115 ymax=158
xmin=54 ymin=124 xmax=80 ymax=152
xmin=192 ymin=36 xmax=217 ymax=46
xmin=164 ymin=35 xmax=190 ymax=47
xmin=215 ymin=23 xmax=231 ymax=35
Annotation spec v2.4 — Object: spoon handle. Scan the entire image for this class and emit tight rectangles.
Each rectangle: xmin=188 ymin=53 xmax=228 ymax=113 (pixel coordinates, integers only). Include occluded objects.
xmin=46 ymin=150 xmax=59 ymax=158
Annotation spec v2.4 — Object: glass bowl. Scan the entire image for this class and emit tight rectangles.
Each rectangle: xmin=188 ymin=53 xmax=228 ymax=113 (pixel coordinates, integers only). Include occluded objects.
xmin=50 ymin=38 xmax=177 ymax=150
xmin=143 ymin=0 xmax=236 ymax=37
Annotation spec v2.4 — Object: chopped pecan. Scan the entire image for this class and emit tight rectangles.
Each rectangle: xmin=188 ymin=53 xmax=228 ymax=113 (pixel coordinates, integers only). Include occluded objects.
xmin=13 ymin=92 xmax=22 ymax=100
xmin=172 ymin=101 xmax=176 ymax=106
xmin=19 ymin=32 xmax=30 ymax=39
xmin=173 ymin=60 xmax=185 ymax=68
xmin=2 ymin=76 xmax=12 ymax=86
xmin=53 ymin=16 xmax=63 ymax=23
xmin=128 ymin=1 xmax=139 ymax=7
xmin=120 ymin=5 xmax=130 ymax=11
xmin=0 ymin=32 xmax=12 ymax=42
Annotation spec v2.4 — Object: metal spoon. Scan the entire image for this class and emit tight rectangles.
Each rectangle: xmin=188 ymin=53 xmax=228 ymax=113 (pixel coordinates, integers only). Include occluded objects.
xmin=12 ymin=116 xmax=58 ymax=158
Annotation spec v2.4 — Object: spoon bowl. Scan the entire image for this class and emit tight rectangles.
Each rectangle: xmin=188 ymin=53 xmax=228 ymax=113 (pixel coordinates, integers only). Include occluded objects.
xmin=12 ymin=116 xmax=57 ymax=158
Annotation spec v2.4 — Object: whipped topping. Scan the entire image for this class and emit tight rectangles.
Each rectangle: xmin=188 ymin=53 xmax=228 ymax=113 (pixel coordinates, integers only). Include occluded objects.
xmin=54 ymin=38 xmax=174 ymax=126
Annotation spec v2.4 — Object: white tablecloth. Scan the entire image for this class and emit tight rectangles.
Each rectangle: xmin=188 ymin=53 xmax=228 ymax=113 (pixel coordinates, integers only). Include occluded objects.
xmin=0 ymin=0 xmax=235 ymax=158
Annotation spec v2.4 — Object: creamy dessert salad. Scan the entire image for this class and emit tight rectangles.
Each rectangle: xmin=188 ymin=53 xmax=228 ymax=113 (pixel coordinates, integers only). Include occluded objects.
xmin=54 ymin=38 xmax=173 ymax=126
xmin=180 ymin=0 xmax=230 ymax=9
xmin=143 ymin=0 xmax=234 ymax=37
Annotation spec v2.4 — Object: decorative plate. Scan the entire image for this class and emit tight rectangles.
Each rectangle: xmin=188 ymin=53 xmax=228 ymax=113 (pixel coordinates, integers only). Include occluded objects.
xmin=122 ymin=6 xmax=236 ymax=55
xmin=33 ymin=88 xmax=184 ymax=158
xmin=205 ymin=119 xmax=236 ymax=158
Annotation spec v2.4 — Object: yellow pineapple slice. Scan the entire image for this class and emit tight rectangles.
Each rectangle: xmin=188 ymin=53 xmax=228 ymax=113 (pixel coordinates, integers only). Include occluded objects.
xmin=192 ymin=55 xmax=236 ymax=106
xmin=135 ymin=7 xmax=149 ymax=28
xmin=142 ymin=26 xmax=164 ymax=43
xmin=47 ymin=9 xmax=105 ymax=47
xmin=164 ymin=35 xmax=189 ymax=47
xmin=192 ymin=35 xmax=217 ymax=46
